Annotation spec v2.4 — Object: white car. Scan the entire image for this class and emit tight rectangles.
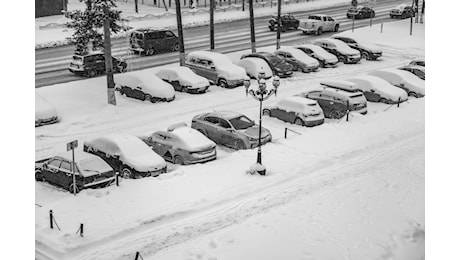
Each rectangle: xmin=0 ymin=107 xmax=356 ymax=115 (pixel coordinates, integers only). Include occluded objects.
xmin=155 ymin=66 xmax=210 ymax=94
xmin=35 ymin=92 xmax=59 ymax=127
xmin=114 ymin=73 xmax=175 ymax=102
xmin=274 ymin=46 xmax=320 ymax=72
xmin=294 ymin=43 xmax=338 ymax=68
xmin=263 ymin=96 xmax=324 ymax=127
xmin=346 ymin=75 xmax=408 ymax=104
xmin=83 ymin=133 xmax=167 ymax=179
xmin=368 ymin=69 xmax=425 ymax=98
xmin=313 ymin=38 xmax=361 ymax=64
xmin=332 ymin=34 xmax=383 ymax=60
xmin=235 ymin=57 xmax=273 ymax=79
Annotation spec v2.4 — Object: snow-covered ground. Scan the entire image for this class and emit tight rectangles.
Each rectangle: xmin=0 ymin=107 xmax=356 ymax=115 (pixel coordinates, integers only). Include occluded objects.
xmin=34 ymin=19 xmax=425 ymax=260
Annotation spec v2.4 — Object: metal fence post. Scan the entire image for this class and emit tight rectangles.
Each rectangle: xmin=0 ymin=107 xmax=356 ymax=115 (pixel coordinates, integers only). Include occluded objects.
xmin=80 ymin=223 xmax=84 ymax=237
xmin=346 ymin=100 xmax=350 ymax=122
xmin=397 ymin=97 xmax=401 ymax=108
xmin=284 ymin=127 xmax=287 ymax=138
xmin=50 ymin=210 xmax=53 ymax=229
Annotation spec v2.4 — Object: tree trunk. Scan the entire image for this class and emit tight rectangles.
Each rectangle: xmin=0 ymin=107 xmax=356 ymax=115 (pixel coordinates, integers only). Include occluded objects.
xmin=103 ymin=5 xmax=116 ymax=106
xmin=175 ymin=0 xmax=185 ymax=65
xmin=210 ymin=0 xmax=215 ymax=49
xmin=249 ymin=0 xmax=256 ymax=53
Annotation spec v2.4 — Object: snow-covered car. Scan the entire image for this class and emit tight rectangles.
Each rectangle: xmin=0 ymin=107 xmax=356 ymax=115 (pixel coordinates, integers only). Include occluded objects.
xmin=346 ymin=6 xmax=375 ymax=19
xmin=299 ymin=14 xmax=340 ymax=35
xmin=263 ymin=96 xmax=324 ymax=127
xmin=345 ymin=75 xmax=409 ymax=104
xmin=274 ymin=47 xmax=320 ymax=73
xmin=68 ymin=52 xmax=127 ymax=77
xmin=389 ymin=4 xmax=415 ymax=19
xmin=191 ymin=111 xmax=272 ymax=150
xmin=368 ymin=69 xmax=425 ymax=98
xmin=35 ymin=151 xmax=116 ymax=193
xmin=241 ymin=52 xmax=293 ymax=78
xmin=235 ymin=57 xmax=273 ymax=79
xmin=115 ymin=73 xmax=175 ymax=102
xmin=399 ymin=65 xmax=425 ymax=80
xmin=294 ymin=44 xmax=338 ymax=68
xmin=332 ymin=35 xmax=383 ymax=60
xmin=314 ymin=38 xmax=361 ymax=64
xmin=83 ymin=133 xmax=167 ymax=179
xmin=140 ymin=123 xmax=217 ymax=165
xmin=409 ymin=59 xmax=425 ymax=67
xmin=35 ymin=93 xmax=59 ymax=127
xmin=319 ymin=79 xmax=360 ymax=93
xmin=155 ymin=66 xmax=210 ymax=94
xmin=185 ymin=51 xmax=247 ymax=88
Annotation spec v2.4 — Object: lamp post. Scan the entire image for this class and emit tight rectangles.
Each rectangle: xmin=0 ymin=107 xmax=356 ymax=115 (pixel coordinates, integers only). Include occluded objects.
xmin=243 ymin=73 xmax=280 ymax=175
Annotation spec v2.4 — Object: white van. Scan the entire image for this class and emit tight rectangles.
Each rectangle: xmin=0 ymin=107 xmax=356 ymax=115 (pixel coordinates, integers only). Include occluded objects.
xmin=185 ymin=51 xmax=247 ymax=88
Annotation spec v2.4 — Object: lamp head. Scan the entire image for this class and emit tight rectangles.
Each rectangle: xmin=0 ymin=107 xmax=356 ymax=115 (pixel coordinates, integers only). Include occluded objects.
xmin=243 ymin=76 xmax=251 ymax=95
xmin=258 ymin=70 xmax=266 ymax=80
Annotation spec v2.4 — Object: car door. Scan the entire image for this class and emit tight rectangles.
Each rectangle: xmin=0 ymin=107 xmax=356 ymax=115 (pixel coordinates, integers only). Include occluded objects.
xmin=307 ymin=92 xmax=330 ymax=115
xmin=148 ymin=133 xmax=169 ymax=157
xmin=202 ymin=116 xmax=221 ymax=143
xmin=363 ymin=89 xmax=381 ymax=102
xmin=207 ymin=61 xmax=220 ymax=83
xmin=270 ymin=107 xmax=285 ymax=122
xmin=58 ymin=159 xmax=75 ymax=188
xmin=42 ymin=158 xmax=62 ymax=185
xmin=218 ymin=118 xmax=238 ymax=147
xmin=164 ymin=31 xmax=178 ymax=49
xmin=324 ymin=16 xmax=333 ymax=31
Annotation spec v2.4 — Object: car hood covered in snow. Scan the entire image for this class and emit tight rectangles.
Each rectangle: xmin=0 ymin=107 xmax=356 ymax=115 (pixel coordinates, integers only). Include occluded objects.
xmin=114 ymin=73 xmax=175 ymax=99
xmin=35 ymin=92 xmax=58 ymax=121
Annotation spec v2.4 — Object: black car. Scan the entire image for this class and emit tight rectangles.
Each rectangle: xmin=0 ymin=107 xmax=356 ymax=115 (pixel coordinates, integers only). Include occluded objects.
xmin=68 ymin=52 xmax=127 ymax=77
xmin=35 ymin=151 xmax=116 ymax=193
xmin=346 ymin=6 xmax=375 ymax=19
xmin=332 ymin=36 xmax=382 ymax=60
xmin=241 ymin=52 xmax=293 ymax=78
xmin=129 ymin=29 xmax=180 ymax=56
xmin=268 ymin=14 xmax=299 ymax=32
xmin=389 ymin=4 xmax=415 ymax=19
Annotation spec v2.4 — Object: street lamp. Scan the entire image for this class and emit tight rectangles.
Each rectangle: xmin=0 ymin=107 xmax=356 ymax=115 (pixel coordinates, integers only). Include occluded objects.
xmin=243 ymin=72 xmax=280 ymax=175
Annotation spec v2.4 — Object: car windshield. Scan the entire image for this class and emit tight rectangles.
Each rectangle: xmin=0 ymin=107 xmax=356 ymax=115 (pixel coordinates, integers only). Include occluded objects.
xmin=229 ymin=116 xmax=254 ymax=130
xmin=79 ymin=157 xmax=112 ymax=173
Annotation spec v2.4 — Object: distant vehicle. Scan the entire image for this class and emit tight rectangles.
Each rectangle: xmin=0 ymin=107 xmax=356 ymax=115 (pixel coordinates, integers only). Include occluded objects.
xmin=155 ymin=67 xmax=210 ymax=94
xmin=346 ymin=75 xmax=409 ymax=104
xmin=263 ymin=96 xmax=324 ymax=127
xmin=409 ymin=59 xmax=425 ymax=67
xmin=35 ymin=93 xmax=59 ymax=127
xmin=140 ymin=123 xmax=217 ymax=165
xmin=399 ymin=65 xmax=425 ymax=80
xmin=129 ymin=29 xmax=179 ymax=56
xmin=346 ymin=6 xmax=375 ymax=19
xmin=313 ymin=38 xmax=361 ymax=64
xmin=241 ymin=52 xmax=293 ymax=78
xmin=294 ymin=44 xmax=339 ymax=68
xmin=35 ymin=151 xmax=116 ymax=193
xmin=185 ymin=51 xmax=247 ymax=88
xmin=268 ymin=14 xmax=299 ymax=31
xmin=114 ymin=73 xmax=175 ymax=102
xmin=332 ymin=35 xmax=383 ymax=60
xmin=368 ymin=68 xmax=425 ymax=98
xmin=83 ymin=134 xmax=167 ymax=179
xmin=236 ymin=57 xmax=273 ymax=79
xmin=298 ymin=14 xmax=340 ymax=35
xmin=191 ymin=111 xmax=272 ymax=150
xmin=68 ymin=52 xmax=127 ymax=77
xmin=274 ymin=47 xmax=320 ymax=73
xmin=389 ymin=4 xmax=415 ymax=19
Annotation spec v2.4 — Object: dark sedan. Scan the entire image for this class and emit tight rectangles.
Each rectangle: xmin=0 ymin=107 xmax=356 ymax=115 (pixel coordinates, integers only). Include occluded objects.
xmin=347 ymin=6 xmax=375 ymax=19
xmin=241 ymin=52 xmax=293 ymax=78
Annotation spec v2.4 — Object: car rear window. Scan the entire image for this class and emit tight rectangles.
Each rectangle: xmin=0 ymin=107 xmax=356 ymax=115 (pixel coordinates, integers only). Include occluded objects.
xmin=308 ymin=15 xmax=321 ymax=20
xmin=80 ymin=157 xmax=112 ymax=173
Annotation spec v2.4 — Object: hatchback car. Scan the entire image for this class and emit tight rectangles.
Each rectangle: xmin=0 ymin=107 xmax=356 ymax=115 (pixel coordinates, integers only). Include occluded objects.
xmin=241 ymin=52 xmax=293 ymax=78
xmin=346 ymin=75 xmax=409 ymax=104
xmin=191 ymin=111 xmax=272 ymax=150
xmin=332 ymin=35 xmax=383 ymax=60
xmin=140 ymin=123 xmax=217 ymax=165
xmin=35 ymin=151 xmax=116 ymax=193
xmin=294 ymin=44 xmax=339 ymax=68
xmin=313 ymin=38 xmax=361 ymax=64
xmin=83 ymin=133 xmax=167 ymax=179
xmin=68 ymin=52 xmax=127 ymax=77
xmin=236 ymin=57 xmax=273 ymax=79
xmin=155 ymin=66 xmax=210 ymax=94
xmin=368 ymin=69 xmax=425 ymax=98
xmin=274 ymin=47 xmax=320 ymax=73
xmin=399 ymin=65 xmax=425 ymax=80
xmin=114 ymin=73 xmax=175 ymax=102
xmin=389 ymin=4 xmax=415 ymax=19
xmin=347 ymin=6 xmax=375 ymax=19
xmin=263 ymin=96 xmax=324 ymax=127
xmin=35 ymin=93 xmax=59 ymax=127
xmin=129 ymin=29 xmax=180 ymax=56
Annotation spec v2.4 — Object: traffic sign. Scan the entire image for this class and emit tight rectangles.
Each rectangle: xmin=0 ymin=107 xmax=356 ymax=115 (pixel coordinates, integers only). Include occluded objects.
xmin=67 ymin=140 xmax=78 ymax=151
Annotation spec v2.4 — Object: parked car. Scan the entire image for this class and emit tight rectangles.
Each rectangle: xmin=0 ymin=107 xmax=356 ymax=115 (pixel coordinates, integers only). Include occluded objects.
xmin=83 ymin=133 xmax=167 ymax=179
xmin=332 ymin=35 xmax=382 ymax=60
xmin=346 ymin=5 xmax=375 ymax=19
xmin=241 ymin=52 xmax=293 ymax=78
xmin=409 ymin=59 xmax=425 ymax=67
xmin=140 ymin=123 xmax=217 ymax=165
xmin=294 ymin=44 xmax=339 ymax=68
xmin=345 ymin=75 xmax=409 ymax=104
xmin=263 ymin=96 xmax=324 ymax=127
xmin=114 ymin=73 xmax=175 ymax=102
xmin=68 ymin=52 xmax=127 ymax=77
xmin=155 ymin=66 xmax=210 ymax=94
xmin=299 ymin=14 xmax=340 ymax=35
xmin=35 ymin=151 xmax=116 ymax=193
xmin=185 ymin=51 xmax=247 ymax=88
xmin=389 ymin=4 xmax=415 ymax=19
xmin=236 ymin=57 xmax=273 ymax=79
xmin=298 ymin=87 xmax=367 ymax=119
xmin=319 ymin=79 xmax=360 ymax=93
xmin=191 ymin=111 xmax=272 ymax=150
xmin=368 ymin=68 xmax=425 ymax=98
xmin=313 ymin=38 xmax=361 ymax=64
xmin=268 ymin=14 xmax=299 ymax=31
xmin=274 ymin=47 xmax=320 ymax=72
xmin=399 ymin=65 xmax=425 ymax=80
xmin=129 ymin=29 xmax=179 ymax=56
xmin=35 ymin=93 xmax=59 ymax=127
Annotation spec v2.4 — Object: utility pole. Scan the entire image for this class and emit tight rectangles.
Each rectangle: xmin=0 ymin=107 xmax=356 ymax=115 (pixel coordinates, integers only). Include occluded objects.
xmin=175 ymin=0 xmax=185 ymax=65
xmin=210 ymin=0 xmax=215 ymax=50
xmin=410 ymin=0 xmax=414 ymax=35
xmin=248 ymin=0 xmax=256 ymax=53
xmin=135 ymin=0 xmax=138 ymax=13
xmin=103 ymin=4 xmax=116 ymax=105
xmin=276 ymin=0 xmax=281 ymax=49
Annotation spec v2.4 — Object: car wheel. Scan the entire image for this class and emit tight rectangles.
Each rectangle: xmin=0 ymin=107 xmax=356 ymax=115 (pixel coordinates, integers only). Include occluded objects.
xmin=69 ymin=183 xmax=80 ymax=194
xmin=334 ymin=24 xmax=340 ymax=32
xmin=362 ymin=52 xmax=370 ymax=60
xmin=173 ymin=155 xmax=184 ymax=165
xmin=330 ymin=110 xmax=342 ymax=119
xmin=408 ymin=91 xmax=417 ymax=98
xmin=35 ymin=170 xmax=45 ymax=182
xmin=171 ymin=43 xmax=179 ymax=52
xmin=144 ymin=94 xmax=152 ymax=101
xmin=121 ymin=167 xmax=133 ymax=179
xmin=88 ymin=70 xmax=97 ymax=77
xmin=218 ymin=79 xmax=228 ymax=88
xmin=294 ymin=118 xmax=304 ymax=126
xmin=262 ymin=109 xmax=271 ymax=117
xmin=316 ymin=27 xmax=322 ymax=35
xmin=235 ymin=140 xmax=246 ymax=150
xmin=379 ymin=98 xmax=389 ymax=104
xmin=146 ymin=48 xmax=155 ymax=56
xmin=338 ymin=56 xmax=346 ymax=63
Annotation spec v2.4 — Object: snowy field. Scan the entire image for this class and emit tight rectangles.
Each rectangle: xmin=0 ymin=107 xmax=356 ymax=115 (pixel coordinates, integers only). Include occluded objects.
xmin=34 ymin=19 xmax=425 ymax=260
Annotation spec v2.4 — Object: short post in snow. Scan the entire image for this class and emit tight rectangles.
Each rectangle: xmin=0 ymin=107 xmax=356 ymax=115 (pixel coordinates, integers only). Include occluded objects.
xmin=79 ymin=223 xmax=84 ymax=237
xmin=134 ymin=251 xmax=142 ymax=260
xmin=346 ymin=100 xmax=350 ymax=122
xmin=116 ymin=172 xmax=119 ymax=186
xmin=380 ymin=23 xmax=383 ymax=33
xmin=49 ymin=210 xmax=54 ymax=229
xmin=397 ymin=97 xmax=401 ymax=108
xmin=284 ymin=127 xmax=288 ymax=139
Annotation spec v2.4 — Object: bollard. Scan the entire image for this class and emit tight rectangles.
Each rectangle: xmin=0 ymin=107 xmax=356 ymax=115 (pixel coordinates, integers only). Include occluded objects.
xmin=346 ymin=100 xmax=350 ymax=122
xmin=50 ymin=210 xmax=53 ymax=229
xmin=80 ymin=223 xmax=84 ymax=237
xmin=397 ymin=97 xmax=401 ymax=108
xmin=284 ymin=128 xmax=287 ymax=139
xmin=380 ymin=23 xmax=383 ymax=33
xmin=116 ymin=172 xmax=119 ymax=186
xmin=135 ymin=251 xmax=141 ymax=260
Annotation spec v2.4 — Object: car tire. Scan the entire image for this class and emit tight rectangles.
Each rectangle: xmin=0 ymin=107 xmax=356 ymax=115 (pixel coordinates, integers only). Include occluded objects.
xmin=294 ymin=118 xmax=304 ymax=126
xmin=121 ymin=167 xmax=133 ymax=179
xmin=338 ymin=56 xmax=346 ymax=63
xmin=362 ymin=52 xmax=370 ymax=60
xmin=173 ymin=155 xmax=184 ymax=165
xmin=235 ymin=140 xmax=245 ymax=150
xmin=408 ymin=91 xmax=417 ymax=98
xmin=330 ymin=110 xmax=342 ymax=119
xmin=171 ymin=43 xmax=179 ymax=52
xmin=379 ymin=98 xmax=389 ymax=104
xmin=316 ymin=27 xmax=322 ymax=35
xmin=88 ymin=70 xmax=97 ymax=77
xmin=144 ymin=94 xmax=152 ymax=102
xmin=334 ymin=24 xmax=340 ymax=32
xmin=262 ymin=109 xmax=271 ymax=117
xmin=69 ymin=183 xmax=80 ymax=194
xmin=218 ymin=79 xmax=228 ymax=88
xmin=35 ymin=170 xmax=45 ymax=182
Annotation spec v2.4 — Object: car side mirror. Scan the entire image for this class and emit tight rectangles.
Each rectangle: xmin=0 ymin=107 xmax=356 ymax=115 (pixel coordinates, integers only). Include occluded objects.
xmin=147 ymin=136 xmax=152 ymax=142
xmin=370 ymin=89 xmax=375 ymax=93
xmin=210 ymin=66 xmax=216 ymax=70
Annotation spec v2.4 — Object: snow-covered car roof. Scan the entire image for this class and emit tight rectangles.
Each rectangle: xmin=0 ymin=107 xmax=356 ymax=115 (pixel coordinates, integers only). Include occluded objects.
xmin=276 ymin=46 xmax=319 ymax=66
xmin=206 ymin=110 xmax=245 ymax=120
xmin=114 ymin=73 xmax=175 ymax=99
xmin=320 ymin=79 xmax=359 ymax=92
xmin=236 ymin=57 xmax=273 ymax=78
xmin=187 ymin=51 xmax=233 ymax=67
xmin=346 ymin=75 xmax=408 ymax=98
xmin=163 ymin=124 xmax=216 ymax=152
xmin=395 ymin=4 xmax=410 ymax=10
xmin=368 ymin=69 xmax=425 ymax=95
xmin=275 ymin=97 xmax=320 ymax=114
xmin=35 ymin=92 xmax=58 ymax=122
xmin=56 ymin=151 xmax=113 ymax=177
xmin=294 ymin=44 xmax=338 ymax=61
xmin=317 ymin=38 xmax=359 ymax=54
xmin=155 ymin=66 xmax=209 ymax=88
